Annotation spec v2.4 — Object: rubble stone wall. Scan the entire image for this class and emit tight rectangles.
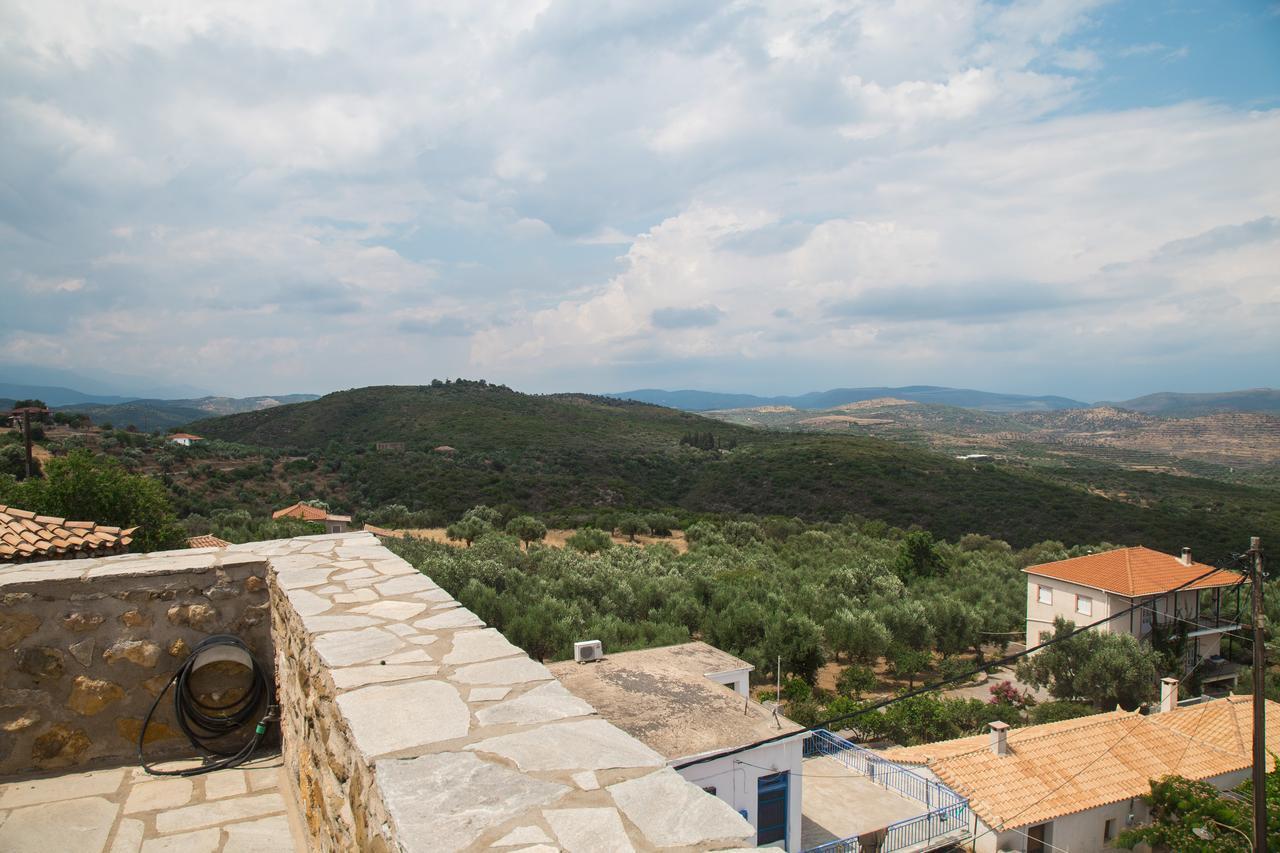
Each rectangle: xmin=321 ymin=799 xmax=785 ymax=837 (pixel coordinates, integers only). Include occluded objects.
xmin=0 ymin=551 xmax=272 ymax=776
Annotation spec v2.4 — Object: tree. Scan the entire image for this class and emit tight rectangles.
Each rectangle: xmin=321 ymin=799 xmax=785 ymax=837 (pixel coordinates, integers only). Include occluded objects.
xmin=0 ymin=450 xmax=183 ymax=551
xmin=837 ymin=664 xmax=877 ymax=699
xmin=880 ymin=601 xmax=935 ymax=651
xmin=616 ymin=515 xmax=651 ymax=542
xmin=1116 ymin=766 xmax=1280 ymax=852
xmin=462 ymin=505 xmax=501 ymax=526
xmin=927 ymin=596 xmax=983 ymax=658
xmin=826 ymin=610 xmax=890 ymax=664
xmin=894 ymin=531 xmax=944 ymax=580
xmin=889 ymin=645 xmax=932 ymax=689
xmin=446 ymin=516 xmax=491 ymax=547
xmin=1015 ymin=617 xmax=1160 ymax=709
xmin=566 ymin=528 xmax=612 ymax=554
xmin=762 ymin=611 xmax=825 ymax=683
xmin=505 ymin=515 xmax=547 ymax=547
xmin=645 ymin=513 xmax=679 ymax=537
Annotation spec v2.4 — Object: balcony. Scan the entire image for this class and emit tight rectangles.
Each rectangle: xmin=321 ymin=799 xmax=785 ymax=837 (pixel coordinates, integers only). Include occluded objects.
xmin=801 ymin=731 xmax=971 ymax=853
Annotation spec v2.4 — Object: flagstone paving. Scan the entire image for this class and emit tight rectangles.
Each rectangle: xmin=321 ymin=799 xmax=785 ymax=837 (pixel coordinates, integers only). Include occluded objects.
xmin=0 ymin=755 xmax=302 ymax=853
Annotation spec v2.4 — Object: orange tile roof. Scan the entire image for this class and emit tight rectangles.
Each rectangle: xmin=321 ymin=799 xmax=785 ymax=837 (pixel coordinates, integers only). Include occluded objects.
xmin=1023 ymin=546 xmax=1244 ymax=596
xmin=0 ymin=504 xmax=136 ymax=562
xmin=186 ymin=534 xmax=231 ymax=549
xmin=168 ymin=433 xmax=203 ymax=440
xmin=880 ymin=696 xmax=1280 ymax=830
xmin=272 ymin=502 xmax=331 ymax=522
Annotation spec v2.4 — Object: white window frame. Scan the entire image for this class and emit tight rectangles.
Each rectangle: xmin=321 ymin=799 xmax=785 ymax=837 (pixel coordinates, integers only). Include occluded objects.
xmin=1076 ymin=594 xmax=1093 ymax=616
xmin=1037 ymin=585 xmax=1053 ymax=605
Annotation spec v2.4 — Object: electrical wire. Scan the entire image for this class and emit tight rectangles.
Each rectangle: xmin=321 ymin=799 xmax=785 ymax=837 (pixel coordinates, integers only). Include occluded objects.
xmin=673 ymin=555 xmax=1250 ymax=772
xmin=138 ymin=634 xmax=279 ymax=777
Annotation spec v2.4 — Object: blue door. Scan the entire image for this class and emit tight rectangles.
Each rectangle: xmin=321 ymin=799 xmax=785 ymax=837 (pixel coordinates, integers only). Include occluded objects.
xmin=756 ymin=771 xmax=789 ymax=847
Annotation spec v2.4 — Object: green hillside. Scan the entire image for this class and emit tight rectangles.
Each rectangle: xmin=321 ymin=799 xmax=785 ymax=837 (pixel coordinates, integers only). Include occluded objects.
xmin=192 ymin=382 xmax=1278 ymax=558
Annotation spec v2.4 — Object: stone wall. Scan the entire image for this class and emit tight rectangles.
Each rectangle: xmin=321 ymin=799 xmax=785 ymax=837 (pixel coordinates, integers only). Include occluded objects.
xmin=0 ymin=550 xmax=272 ymax=776
xmin=3 ymin=533 xmax=759 ymax=851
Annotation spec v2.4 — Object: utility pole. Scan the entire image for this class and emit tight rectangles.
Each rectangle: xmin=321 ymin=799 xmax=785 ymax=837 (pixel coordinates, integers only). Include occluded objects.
xmin=22 ymin=409 xmax=33 ymax=479
xmin=1250 ymin=536 xmax=1266 ymax=853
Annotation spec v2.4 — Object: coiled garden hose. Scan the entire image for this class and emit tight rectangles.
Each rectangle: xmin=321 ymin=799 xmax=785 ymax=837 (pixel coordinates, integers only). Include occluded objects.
xmin=138 ymin=633 xmax=279 ymax=777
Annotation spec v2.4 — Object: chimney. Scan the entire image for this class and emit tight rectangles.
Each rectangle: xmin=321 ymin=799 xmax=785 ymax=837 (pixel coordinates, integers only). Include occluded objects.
xmin=1180 ymin=547 xmax=1192 ymax=566
xmin=989 ymin=721 xmax=1010 ymax=756
xmin=1160 ymin=677 xmax=1178 ymax=713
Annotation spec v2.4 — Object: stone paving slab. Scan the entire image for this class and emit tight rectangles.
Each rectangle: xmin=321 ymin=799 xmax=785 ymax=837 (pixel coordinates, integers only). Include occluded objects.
xmin=0 ymin=755 xmax=302 ymax=853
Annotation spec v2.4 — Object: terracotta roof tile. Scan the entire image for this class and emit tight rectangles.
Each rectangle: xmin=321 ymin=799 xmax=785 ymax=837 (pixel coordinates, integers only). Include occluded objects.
xmin=186 ymin=534 xmax=231 ymax=549
xmin=880 ymin=696 xmax=1280 ymax=830
xmin=272 ymin=502 xmax=341 ymax=522
xmin=0 ymin=504 xmax=137 ymax=563
xmin=1024 ymin=546 xmax=1244 ymax=596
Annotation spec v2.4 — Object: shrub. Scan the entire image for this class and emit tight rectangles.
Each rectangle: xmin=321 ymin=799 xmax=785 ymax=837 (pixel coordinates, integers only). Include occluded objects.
xmin=566 ymin=528 xmax=613 ymax=554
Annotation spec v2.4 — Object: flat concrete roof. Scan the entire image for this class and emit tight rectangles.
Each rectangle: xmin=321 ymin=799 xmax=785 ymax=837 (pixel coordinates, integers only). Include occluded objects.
xmin=549 ymin=642 xmax=802 ymax=760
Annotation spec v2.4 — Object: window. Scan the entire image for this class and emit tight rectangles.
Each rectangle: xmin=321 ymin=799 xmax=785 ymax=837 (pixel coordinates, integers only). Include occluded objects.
xmin=1104 ymin=818 xmax=1115 ymax=842
xmin=1076 ymin=595 xmax=1093 ymax=616
xmin=1037 ymin=586 xmax=1053 ymax=605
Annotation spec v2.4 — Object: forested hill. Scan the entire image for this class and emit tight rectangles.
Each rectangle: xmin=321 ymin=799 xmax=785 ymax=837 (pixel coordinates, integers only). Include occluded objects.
xmin=190 ymin=382 xmax=1278 ymax=557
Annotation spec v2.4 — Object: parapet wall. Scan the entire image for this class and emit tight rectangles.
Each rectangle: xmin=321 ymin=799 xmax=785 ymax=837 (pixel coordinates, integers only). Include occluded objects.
xmin=1 ymin=533 xmax=756 ymax=851
xmin=0 ymin=550 xmax=272 ymax=775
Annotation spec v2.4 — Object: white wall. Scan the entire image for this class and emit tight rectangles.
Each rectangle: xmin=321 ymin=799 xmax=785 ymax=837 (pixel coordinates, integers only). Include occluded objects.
xmin=677 ymin=736 xmax=805 ymax=852
xmin=972 ymin=770 xmax=1250 ymax=853
xmin=972 ymin=797 xmax=1150 ymax=853
xmin=1026 ymin=574 xmax=1114 ymax=648
xmin=705 ymin=667 xmax=752 ymax=698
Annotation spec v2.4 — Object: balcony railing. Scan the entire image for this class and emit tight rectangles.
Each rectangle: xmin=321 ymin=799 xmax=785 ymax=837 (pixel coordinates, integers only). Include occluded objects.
xmin=803 ymin=731 xmax=972 ymax=853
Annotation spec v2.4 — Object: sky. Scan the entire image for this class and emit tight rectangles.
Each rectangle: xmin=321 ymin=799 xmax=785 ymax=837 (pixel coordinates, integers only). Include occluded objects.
xmin=1 ymin=1 xmax=1278 ymax=401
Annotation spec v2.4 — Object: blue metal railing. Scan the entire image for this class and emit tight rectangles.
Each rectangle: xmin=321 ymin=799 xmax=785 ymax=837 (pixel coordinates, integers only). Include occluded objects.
xmin=803 ymin=730 xmax=971 ymax=853
xmin=805 ymin=730 xmax=966 ymax=812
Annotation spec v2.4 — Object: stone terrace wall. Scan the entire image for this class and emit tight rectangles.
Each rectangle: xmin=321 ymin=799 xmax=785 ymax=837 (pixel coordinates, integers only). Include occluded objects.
xmin=0 ymin=549 xmax=272 ymax=776
xmin=253 ymin=532 xmax=755 ymax=853
xmin=3 ymin=533 xmax=756 ymax=851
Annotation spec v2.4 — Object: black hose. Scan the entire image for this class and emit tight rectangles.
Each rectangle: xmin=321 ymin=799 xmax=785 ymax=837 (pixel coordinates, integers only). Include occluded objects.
xmin=138 ymin=634 xmax=279 ymax=777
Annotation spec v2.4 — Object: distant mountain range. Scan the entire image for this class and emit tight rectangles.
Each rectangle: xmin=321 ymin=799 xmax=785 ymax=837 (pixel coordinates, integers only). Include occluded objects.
xmin=612 ymin=386 xmax=1280 ymax=416
xmin=0 ymin=383 xmax=320 ymax=432
xmin=611 ymin=386 xmax=1089 ymax=413
xmin=0 ymin=364 xmax=210 ymax=400
xmin=1099 ymin=388 xmax=1280 ymax=417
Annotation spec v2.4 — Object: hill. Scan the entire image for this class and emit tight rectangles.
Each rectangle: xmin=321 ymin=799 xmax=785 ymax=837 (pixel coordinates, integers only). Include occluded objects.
xmin=612 ymin=385 xmax=1087 ymax=413
xmin=705 ymin=401 xmax=1280 ymax=487
xmin=0 ymin=382 xmax=136 ymax=407
xmin=1106 ymin=388 xmax=1280 ymax=416
xmin=54 ymin=394 xmax=321 ymax=433
xmin=191 ymin=382 xmax=1278 ymax=557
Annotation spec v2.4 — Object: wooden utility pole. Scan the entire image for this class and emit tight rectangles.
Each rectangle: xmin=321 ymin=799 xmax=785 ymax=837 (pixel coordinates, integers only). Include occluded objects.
xmin=22 ymin=409 xmax=33 ymax=479
xmin=1250 ymin=536 xmax=1266 ymax=853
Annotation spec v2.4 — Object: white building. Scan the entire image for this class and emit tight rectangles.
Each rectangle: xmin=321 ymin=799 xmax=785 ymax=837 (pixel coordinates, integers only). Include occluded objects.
xmin=880 ymin=692 xmax=1280 ymax=853
xmin=168 ymin=432 xmax=203 ymax=447
xmin=550 ymin=642 xmax=806 ymax=851
xmin=1024 ymin=546 xmax=1246 ymax=689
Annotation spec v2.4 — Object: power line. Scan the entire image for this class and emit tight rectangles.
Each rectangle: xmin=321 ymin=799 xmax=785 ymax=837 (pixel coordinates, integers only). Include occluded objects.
xmin=673 ymin=555 xmax=1251 ymax=772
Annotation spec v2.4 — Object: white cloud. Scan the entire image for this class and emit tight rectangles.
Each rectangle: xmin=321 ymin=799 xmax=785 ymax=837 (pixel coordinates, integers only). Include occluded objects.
xmin=0 ymin=0 xmax=1275 ymax=397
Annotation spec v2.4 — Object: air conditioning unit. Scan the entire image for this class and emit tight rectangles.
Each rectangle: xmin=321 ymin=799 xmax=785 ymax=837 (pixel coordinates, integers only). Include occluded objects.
xmin=574 ymin=640 xmax=603 ymax=663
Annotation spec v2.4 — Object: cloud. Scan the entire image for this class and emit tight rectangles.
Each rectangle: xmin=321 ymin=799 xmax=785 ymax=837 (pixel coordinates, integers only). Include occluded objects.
xmin=0 ymin=1 xmax=1275 ymax=398
xmin=651 ymin=304 xmax=724 ymax=329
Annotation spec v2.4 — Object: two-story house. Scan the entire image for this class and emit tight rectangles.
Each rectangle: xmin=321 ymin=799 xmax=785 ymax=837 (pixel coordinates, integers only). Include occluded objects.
xmin=1024 ymin=546 xmax=1246 ymax=691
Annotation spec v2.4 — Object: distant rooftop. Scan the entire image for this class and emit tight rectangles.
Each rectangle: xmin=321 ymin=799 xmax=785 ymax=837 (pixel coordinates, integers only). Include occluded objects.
xmin=271 ymin=501 xmax=351 ymax=523
xmin=880 ymin=695 xmax=1280 ymax=830
xmin=549 ymin=641 xmax=802 ymax=760
xmin=0 ymin=504 xmax=135 ymax=562
xmin=1024 ymin=545 xmax=1244 ymax=596
xmin=186 ymin=533 xmax=231 ymax=549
